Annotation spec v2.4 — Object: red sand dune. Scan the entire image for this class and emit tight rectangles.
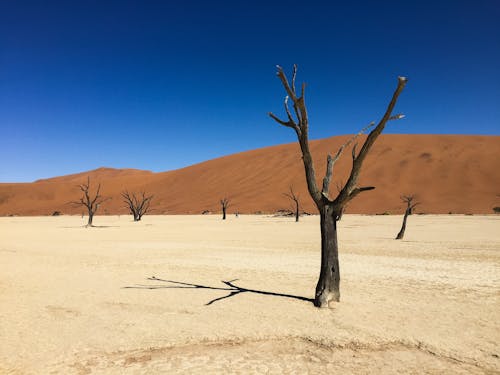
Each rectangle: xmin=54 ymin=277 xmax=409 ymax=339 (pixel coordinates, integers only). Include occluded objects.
xmin=0 ymin=134 xmax=499 ymax=216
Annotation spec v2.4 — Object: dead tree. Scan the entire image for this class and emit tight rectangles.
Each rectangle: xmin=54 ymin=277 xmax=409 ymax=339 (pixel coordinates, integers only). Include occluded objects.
xmin=284 ymin=186 xmax=300 ymax=222
xmin=335 ymin=180 xmax=347 ymax=221
xmin=269 ymin=65 xmax=407 ymax=307
xmin=71 ymin=177 xmax=109 ymax=227
xmin=220 ymin=197 xmax=230 ymax=220
xmin=395 ymin=195 xmax=418 ymax=240
xmin=121 ymin=191 xmax=154 ymax=221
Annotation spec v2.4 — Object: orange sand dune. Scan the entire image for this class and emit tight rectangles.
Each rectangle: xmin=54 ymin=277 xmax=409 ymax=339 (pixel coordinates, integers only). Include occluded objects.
xmin=0 ymin=134 xmax=499 ymax=215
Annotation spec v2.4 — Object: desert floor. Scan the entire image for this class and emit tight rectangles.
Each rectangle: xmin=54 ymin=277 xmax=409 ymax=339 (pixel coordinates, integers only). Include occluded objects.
xmin=0 ymin=214 xmax=499 ymax=374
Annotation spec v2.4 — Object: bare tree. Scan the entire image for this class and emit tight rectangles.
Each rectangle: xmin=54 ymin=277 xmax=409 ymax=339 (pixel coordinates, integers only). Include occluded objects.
xmin=283 ymin=186 xmax=300 ymax=222
xmin=395 ymin=195 xmax=418 ymax=240
xmin=220 ymin=197 xmax=230 ymax=220
xmin=269 ymin=65 xmax=407 ymax=307
xmin=335 ymin=180 xmax=347 ymax=221
xmin=70 ymin=177 xmax=109 ymax=227
xmin=121 ymin=191 xmax=153 ymax=221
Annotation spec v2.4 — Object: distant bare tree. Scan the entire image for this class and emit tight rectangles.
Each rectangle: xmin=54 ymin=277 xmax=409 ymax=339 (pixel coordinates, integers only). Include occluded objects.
xmin=283 ymin=186 xmax=300 ymax=222
xmin=395 ymin=195 xmax=419 ymax=240
xmin=122 ymin=191 xmax=153 ymax=221
xmin=220 ymin=198 xmax=230 ymax=220
xmin=269 ymin=65 xmax=407 ymax=307
xmin=71 ymin=177 xmax=109 ymax=227
xmin=493 ymin=194 xmax=500 ymax=214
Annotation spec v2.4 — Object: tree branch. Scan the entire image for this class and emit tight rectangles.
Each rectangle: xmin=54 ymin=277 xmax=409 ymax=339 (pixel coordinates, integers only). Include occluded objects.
xmin=220 ymin=197 xmax=230 ymax=209
xmin=321 ymin=122 xmax=375 ymax=198
xmin=122 ymin=190 xmax=153 ymax=219
xmin=335 ymin=76 xmax=408 ymax=205
xmin=283 ymin=186 xmax=299 ymax=203
xmin=273 ymin=66 xmax=320 ymax=203
xmin=348 ymin=186 xmax=375 ymax=201
xmin=284 ymin=96 xmax=296 ymax=126
xmin=354 ymin=77 xmax=407 ymax=164
xmin=389 ymin=114 xmax=405 ymax=121
xmin=276 ymin=65 xmax=297 ymax=101
xmin=90 ymin=183 xmax=102 ymax=207
xmin=400 ymin=195 xmax=419 ymax=213
xmin=69 ymin=199 xmax=85 ymax=206
xmin=268 ymin=112 xmax=300 ymax=135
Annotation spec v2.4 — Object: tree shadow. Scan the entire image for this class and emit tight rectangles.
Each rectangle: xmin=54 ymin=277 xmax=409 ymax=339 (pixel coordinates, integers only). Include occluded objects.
xmin=124 ymin=276 xmax=314 ymax=306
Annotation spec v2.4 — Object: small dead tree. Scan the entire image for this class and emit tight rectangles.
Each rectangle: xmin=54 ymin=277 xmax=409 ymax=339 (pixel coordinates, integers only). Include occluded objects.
xmin=71 ymin=177 xmax=109 ymax=227
xmin=395 ymin=195 xmax=419 ymax=240
xmin=220 ymin=197 xmax=230 ymax=220
xmin=121 ymin=191 xmax=154 ymax=221
xmin=284 ymin=186 xmax=300 ymax=222
xmin=269 ymin=65 xmax=407 ymax=307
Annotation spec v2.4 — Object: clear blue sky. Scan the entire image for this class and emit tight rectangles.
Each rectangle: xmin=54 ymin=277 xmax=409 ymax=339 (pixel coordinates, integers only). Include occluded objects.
xmin=1 ymin=1 xmax=499 ymax=182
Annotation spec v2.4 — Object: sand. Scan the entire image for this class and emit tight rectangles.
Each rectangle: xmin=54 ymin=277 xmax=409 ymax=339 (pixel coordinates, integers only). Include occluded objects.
xmin=1 ymin=135 xmax=499 ymax=216
xmin=0 ymin=214 xmax=499 ymax=374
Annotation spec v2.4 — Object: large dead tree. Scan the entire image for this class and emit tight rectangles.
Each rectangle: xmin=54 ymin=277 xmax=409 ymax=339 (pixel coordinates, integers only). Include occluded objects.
xmin=395 ymin=195 xmax=418 ymax=240
xmin=220 ymin=197 xmax=230 ymax=220
xmin=269 ymin=65 xmax=407 ymax=307
xmin=121 ymin=191 xmax=153 ymax=221
xmin=283 ymin=186 xmax=300 ymax=222
xmin=71 ymin=177 xmax=109 ymax=227
xmin=335 ymin=180 xmax=347 ymax=221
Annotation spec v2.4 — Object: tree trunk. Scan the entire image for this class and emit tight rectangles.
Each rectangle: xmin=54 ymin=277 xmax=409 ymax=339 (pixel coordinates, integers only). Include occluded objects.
xmin=87 ymin=212 xmax=93 ymax=227
xmin=314 ymin=204 xmax=340 ymax=307
xmin=295 ymin=201 xmax=299 ymax=222
xmin=396 ymin=209 xmax=409 ymax=239
xmin=222 ymin=207 xmax=226 ymax=220
xmin=337 ymin=207 xmax=345 ymax=221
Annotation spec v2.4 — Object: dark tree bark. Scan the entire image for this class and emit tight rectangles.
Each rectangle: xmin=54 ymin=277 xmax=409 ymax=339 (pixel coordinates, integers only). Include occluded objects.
xmin=269 ymin=65 xmax=407 ymax=307
xmin=122 ymin=191 xmax=154 ymax=221
xmin=335 ymin=181 xmax=347 ymax=221
xmin=284 ymin=186 xmax=300 ymax=222
xmin=316 ymin=204 xmax=341 ymax=303
xmin=396 ymin=195 xmax=418 ymax=240
xmin=220 ymin=198 xmax=230 ymax=220
xmin=70 ymin=177 xmax=109 ymax=227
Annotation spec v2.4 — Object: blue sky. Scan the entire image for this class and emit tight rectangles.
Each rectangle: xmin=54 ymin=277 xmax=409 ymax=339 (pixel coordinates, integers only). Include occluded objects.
xmin=1 ymin=1 xmax=499 ymax=182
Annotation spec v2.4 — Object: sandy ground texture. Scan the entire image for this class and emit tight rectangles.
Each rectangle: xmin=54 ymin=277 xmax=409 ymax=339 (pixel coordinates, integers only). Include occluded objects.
xmin=0 ymin=214 xmax=499 ymax=374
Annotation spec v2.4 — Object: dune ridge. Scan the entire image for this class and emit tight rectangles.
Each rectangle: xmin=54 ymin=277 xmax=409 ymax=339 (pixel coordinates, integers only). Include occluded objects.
xmin=0 ymin=134 xmax=499 ymax=215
